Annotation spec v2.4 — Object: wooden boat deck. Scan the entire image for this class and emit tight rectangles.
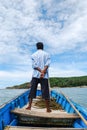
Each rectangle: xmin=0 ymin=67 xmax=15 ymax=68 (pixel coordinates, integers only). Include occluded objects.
xmin=11 ymin=108 xmax=79 ymax=119
xmin=4 ymin=126 xmax=85 ymax=130
xmin=10 ymin=98 xmax=80 ymax=127
xmin=11 ymin=98 xmax=79 ymax=119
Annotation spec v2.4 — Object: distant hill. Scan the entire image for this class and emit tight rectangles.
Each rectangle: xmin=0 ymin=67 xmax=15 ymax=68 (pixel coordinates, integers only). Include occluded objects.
xmin=6 ymin=82 xmax=31 ymax=89
xmin=6 ymin=76 xmax=87 ymax=89
xmin=50 ymin=76 xmax=87 ymax=87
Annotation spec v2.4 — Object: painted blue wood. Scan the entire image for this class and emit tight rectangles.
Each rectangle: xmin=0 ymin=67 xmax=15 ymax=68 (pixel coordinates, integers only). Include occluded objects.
xmin=73 ymin=121 xmax=83 ymax=128
xmin=79 ymin=120 xmax=87 ymax=128
xmin=0 ymin=112 xmax=3 ymax=130
xmin=36 ymin=90 xmax=42 ymax=97
xmin=62 ymin=99 xmax=66 ymax=109
xmin=0 ymin=90 xmax=30 ymax=130
xmin=59 ymin=97 xmax=62 ymax=104
xmin=69 ymin=107 xmax=75 ymax=113
xmin=9 ymin=119 xmax=18 ymax=126
xmin=56 ymin=95 xmax=60 ymax=103
xmin=1 ymin=104 xmax=11 ymax=124
xmin=66 ymin=102 xmax=71 ymax=113
xmin=11 ymin=101 xmax=16 ymax=110
xmin=50 ymin=90 xmax=58 ymax=99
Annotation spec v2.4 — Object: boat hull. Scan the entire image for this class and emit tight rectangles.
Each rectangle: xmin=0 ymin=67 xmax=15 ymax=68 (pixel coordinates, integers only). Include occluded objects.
xmin=0 ymin=89 xmax=87 ymax=130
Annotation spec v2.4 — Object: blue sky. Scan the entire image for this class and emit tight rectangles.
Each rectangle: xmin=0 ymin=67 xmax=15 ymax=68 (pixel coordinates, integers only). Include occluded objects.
xmin=0 ymin=0 xmax=87 ymax=88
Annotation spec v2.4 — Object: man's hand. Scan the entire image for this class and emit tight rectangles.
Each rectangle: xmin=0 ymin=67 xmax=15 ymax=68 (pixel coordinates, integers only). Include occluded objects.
xmin=40 ymin=72 xmax=44 ymax=78
xmin=34 ymin=66 xmax=48 ymax=78
xmin=40 ymin=66 xmax=48 ymax=78
xmin=40 ymin=70 xmax=45 ymax=78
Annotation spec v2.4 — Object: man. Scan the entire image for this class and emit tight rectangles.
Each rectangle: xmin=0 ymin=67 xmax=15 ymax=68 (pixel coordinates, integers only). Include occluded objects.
xmin=26 ymin=42 xmax=51 ymax=112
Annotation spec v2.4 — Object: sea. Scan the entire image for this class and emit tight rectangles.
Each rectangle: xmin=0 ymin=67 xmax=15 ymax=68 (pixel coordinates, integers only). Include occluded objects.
xmin=0 ymin=87 xmax=87 ymax=110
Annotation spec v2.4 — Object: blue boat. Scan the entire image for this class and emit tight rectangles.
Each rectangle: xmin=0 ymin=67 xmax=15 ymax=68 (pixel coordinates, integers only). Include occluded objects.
xmin=0 ymin=89 xmax=87 ymax=130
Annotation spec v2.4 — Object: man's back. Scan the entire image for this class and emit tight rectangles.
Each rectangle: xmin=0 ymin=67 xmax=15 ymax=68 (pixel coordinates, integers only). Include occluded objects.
xmin=31 ymin=49 xmax=50 ymax=79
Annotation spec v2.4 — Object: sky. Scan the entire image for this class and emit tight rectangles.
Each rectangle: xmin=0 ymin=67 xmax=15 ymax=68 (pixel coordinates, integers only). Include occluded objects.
xmin=0 ymin=0 xmax=87 ymax=88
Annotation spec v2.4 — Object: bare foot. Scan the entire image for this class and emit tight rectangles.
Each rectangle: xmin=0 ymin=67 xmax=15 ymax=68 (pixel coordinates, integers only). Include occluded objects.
xmin=26 ymin=106 xmax=31 ymax=110
xmin=47 ymin=109 xmax=52 ymax=113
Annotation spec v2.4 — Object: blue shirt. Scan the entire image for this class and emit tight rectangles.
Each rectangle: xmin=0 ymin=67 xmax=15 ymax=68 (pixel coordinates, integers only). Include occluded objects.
xmin=31 ymin=49 xmax=50 ymax=79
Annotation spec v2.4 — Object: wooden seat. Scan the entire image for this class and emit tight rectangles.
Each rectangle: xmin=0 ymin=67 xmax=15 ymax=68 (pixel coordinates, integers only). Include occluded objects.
xmin=11 ymin=108 xmax=79 ymax=119
xmin=11 ymin=108 xmax=80 ymax=127
xmin=4 ymin=126 xmax=84 ymax=130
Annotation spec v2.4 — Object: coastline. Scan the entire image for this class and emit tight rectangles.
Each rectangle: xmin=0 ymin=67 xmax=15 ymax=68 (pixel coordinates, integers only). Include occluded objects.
xmin=51 ymin=85 xmax=87 ymax=89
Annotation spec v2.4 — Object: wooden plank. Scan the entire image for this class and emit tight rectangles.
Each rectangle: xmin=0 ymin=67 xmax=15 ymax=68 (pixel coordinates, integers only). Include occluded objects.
xmin=4 ymin=126 xmax=84 ymax=130
xmin=11 ymin=108 xmax=79 ymax=119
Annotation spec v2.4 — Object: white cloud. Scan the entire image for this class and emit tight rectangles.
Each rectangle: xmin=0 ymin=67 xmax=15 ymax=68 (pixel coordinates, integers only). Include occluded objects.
xmin=50 ymin=68 xmax=86 ymax=78
xmin=0 ymin=70 xmax=32 ymax=88
xmin=50 ymin=62 xmax=87 ymax=77
xmin=0 ymin=0 xmax=87 ymax=88
xmin=0 ymin=0 xmax=87 ymax=55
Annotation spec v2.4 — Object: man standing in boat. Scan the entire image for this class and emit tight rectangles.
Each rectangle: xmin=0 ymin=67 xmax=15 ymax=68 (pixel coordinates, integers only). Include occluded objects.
xmin=26 ymin=42 xmax=51 ymax=112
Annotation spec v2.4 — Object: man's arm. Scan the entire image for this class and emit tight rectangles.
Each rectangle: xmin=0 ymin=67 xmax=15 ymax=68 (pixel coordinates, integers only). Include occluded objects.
xmin=40 ymin=53 xmax=50 ymax=78
xmin=34 ymin=66 xmax=48 ymax=74
xmin=34 ymin=67 xmax=42 ymax=73
xmin=41 ymin=66 xmax=48 ymax=73
xmin=34 ymin=66 xmax=48 ymax=78
xmin=31 ymin=55 xmax=42 ymax=72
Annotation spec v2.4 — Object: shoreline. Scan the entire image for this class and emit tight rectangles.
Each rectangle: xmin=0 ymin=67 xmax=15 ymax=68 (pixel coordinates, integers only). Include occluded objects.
xmin=51 ymin=86 xmax=87 ymax=89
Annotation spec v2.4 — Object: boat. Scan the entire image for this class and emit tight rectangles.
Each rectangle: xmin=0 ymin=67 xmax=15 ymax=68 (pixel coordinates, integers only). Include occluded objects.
xmin=0 ymin=88 xmax=87 ymax=130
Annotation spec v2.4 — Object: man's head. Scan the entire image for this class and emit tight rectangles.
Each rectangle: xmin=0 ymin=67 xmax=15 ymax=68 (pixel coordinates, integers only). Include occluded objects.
xmin=36 ymin=42 xmax=44 ymax=50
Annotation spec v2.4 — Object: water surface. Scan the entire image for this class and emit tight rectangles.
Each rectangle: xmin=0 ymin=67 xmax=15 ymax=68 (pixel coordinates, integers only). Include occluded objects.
xmin=0 ymin=88 xmax=87 ymax=110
